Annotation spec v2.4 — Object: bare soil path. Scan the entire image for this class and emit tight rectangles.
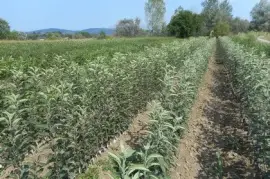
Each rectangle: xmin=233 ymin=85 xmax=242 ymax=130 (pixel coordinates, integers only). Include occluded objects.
xmin=170 ymin=43 xmax=256 ymax=179
xmin=257 ymin=36 xmax=270 ymax=44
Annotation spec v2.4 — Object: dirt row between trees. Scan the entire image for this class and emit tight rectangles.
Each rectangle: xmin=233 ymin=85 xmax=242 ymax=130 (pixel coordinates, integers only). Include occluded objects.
xmin=170 ymin=44 xmax=256 ymax=179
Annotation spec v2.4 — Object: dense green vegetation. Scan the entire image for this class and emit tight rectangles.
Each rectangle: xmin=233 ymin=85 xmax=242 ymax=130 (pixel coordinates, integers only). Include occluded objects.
xmin=220 ymin=37 xmax=270 ymax=178
xmin=232 ymin=33 xmax=270 ymax=57
xmin=0 ymin=38 xmax=173 ymax=71
xmin=100 ymin=38 xmax=214 ymax=178
xmin=0 ymin=0 xmax=269 ymax=178
xmin=1 ymin=27 xmax=270 ymax=179
xmin=167 ymin=9 xmax=202 ymax=38
xmin=0 ymin=37 xmax=210 ymax=178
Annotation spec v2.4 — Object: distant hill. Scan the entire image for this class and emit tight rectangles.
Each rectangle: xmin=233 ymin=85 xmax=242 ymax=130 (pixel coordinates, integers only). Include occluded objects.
xmin=29 ymin=28 xmax=76 ymax=34
xmin=29 ymin=28 xmax=115 ymax=35
xmin=81 ymin=28 xmax=115 ymax=35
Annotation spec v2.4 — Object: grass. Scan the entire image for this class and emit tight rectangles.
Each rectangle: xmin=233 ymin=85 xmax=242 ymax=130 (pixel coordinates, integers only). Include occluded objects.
xmin=232 ymin=32 xmax=270 ymax=57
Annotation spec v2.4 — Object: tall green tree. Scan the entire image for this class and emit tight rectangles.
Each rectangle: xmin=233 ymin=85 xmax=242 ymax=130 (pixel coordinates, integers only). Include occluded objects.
xmin=0 ymin=18 xmax=10 ymax=39
xmin=218 ymin=0 xmax=233 ymax=22
xmin=231 ymin=17 xmax=250 ymax=33
xmin=27 ymin=32 xmax=39 ymax=40
xmin=98 ymin=31 xmax=106 ymax=39
xmin=8 ymin=31 xmax=27 ymax=40
xmin=167 ymin=9 xmax=202 ymax=38
xmin=145 ymin=0 xmax=166 ymax=35
xmin=79 ymin=31 xmax=92 ymax=38
xmin=250 ymin=0 xmax=270 ymax=32
xmin=201 ymin=0 xmax=233 ymax=35
xmin=213 ymin=21 xmax=230 ymax=37
xmin=201 ymin=0 xmax=219 ymax=33
xmin=8 ymin=30 xmax=19 ymax=40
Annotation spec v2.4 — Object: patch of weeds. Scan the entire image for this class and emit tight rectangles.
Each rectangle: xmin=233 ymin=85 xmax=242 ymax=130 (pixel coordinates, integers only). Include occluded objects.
xmin=78 ymin=166 xmax=100 ymax=179
xmin=78 ymin=159 xmax=118 ymax=179
xmin=224 ymin=135 xmax=241 ymax=151
xmin=95 ymin=159 xmax=114 ymax=172
xmin=215 ymin=151 xmax=224 ymax=179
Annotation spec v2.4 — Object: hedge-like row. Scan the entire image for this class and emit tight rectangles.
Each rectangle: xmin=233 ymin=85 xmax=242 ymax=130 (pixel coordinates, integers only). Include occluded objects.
xmin=220 ymin=37 xmax=270 ymax=177
xmin=101 ymin=38 xmax=214 ymax=178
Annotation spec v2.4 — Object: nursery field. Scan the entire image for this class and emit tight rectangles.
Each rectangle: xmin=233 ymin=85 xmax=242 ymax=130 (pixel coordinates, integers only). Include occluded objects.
xmin=0 ymin=37 xmax=174 ymax=70
xmin=0 ymin=36 xmax=270 ymax=179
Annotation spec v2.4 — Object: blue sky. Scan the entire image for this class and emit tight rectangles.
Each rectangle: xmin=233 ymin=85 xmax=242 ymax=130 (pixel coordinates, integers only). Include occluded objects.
xmin=1 ymin=0 xmax=260 ymax=31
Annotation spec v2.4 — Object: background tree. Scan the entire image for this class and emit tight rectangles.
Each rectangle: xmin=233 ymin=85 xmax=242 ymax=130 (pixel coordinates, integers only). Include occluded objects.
xmin=167 ymin=9 xmax=202 ymax=38
xmin=64 ymin=34 xmax=73 ymax=39
xmin=46 ymin=32 xmax=62 ymax=40
xmin=18 ymin=32 xmax=27 ymax=40
xmin=8 ymin=30 xmax=19 ymax=40
xmin=115 ymin=18 xmax=141 ymax=37
xmin=160 ymin=22 xmax=168 ymax=36
xmin=213 ymin=21 xmax=230 ymax=37
xmin=7 ymin=31 xmax=27 ymax=40
xmin=72 ymin=33 xmax=84 ymax=39
xmin=231 ymin=17 xmax=250 ymax=33
xmin=145 ymin=0 xmax=166 ymax=35
xmin=250 ymin=0 xmax=270 ymax=32
xmin=201 ymin=0 xmax=219 ymax=34
xmin=218 ymin=0 xmax=233 ymax=22
xmin=79 ymin=31 xmax=92 ymax=38
xmin=97 ymin=31 xmax=106 ymax=39
xmin=72 ymin=32 xmax=92 ymax=39
xmin=27 ymin=32 xmax=39 ymax=40
xmin=174 ymin=6 xmax=184 ymax=15
xmin=201 ymin=0 xmax=233 ymax=35
xmin=0 ymin=18 xmax=10 ymax=39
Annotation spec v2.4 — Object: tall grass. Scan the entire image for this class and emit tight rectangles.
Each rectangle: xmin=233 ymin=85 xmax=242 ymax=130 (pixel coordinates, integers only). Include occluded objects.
xmin=232 ymin=32 xmax=270 ymax=57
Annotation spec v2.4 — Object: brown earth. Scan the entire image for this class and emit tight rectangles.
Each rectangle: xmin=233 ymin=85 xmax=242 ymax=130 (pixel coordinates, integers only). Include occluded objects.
xmin=170 ymin=45 xmax=256 ymax=179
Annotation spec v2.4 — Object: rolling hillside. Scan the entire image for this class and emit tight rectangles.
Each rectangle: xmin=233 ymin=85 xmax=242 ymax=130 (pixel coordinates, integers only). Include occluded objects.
xmin=29 ymin=28 xmax=115 ymax=35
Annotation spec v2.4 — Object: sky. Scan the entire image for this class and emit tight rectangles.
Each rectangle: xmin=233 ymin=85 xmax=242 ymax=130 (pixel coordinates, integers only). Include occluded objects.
xmin=0 ymin=0 xmax=261 ymax=32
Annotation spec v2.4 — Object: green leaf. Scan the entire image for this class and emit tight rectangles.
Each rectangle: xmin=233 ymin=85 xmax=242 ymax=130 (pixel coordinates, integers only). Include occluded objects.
xmin=12 ymin=117 xmax=22 ymax=126
xmin=148 ymin=162 xmax=161 ymax=167
xmin=2 ymin=111 xmax=15 ymax=121
xmin=149 ymin=174 xmax=159 ymax=179
xmin=0 ymin=117 xmax=7 ymax=123
xmin=131 ymin=172 xmax=141 ymax=179
xmin=123 ymin=148 xmax=135 ymax=158
xmin=147 ymin=153 xmax=163 ymax=161
xmin=108 ymin=152 xmax=122 ymax=167
xmin=127 ymin=164 xmax=150 ymax=175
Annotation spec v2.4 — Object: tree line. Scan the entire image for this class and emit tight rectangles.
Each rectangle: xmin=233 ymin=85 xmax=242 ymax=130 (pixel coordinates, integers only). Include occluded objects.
xmin=115 ymin=0 xmax=269 ymax=38
xmin=0 ymin=0 xmax=270 ymax=40
xmin=27 ymin=31 xmax=106 ymax=40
